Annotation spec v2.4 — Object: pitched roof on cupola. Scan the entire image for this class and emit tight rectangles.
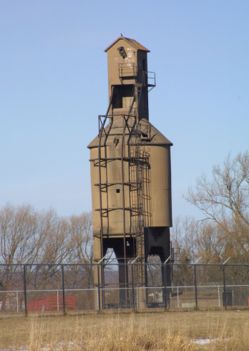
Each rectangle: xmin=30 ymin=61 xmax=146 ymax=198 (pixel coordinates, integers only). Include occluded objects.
xmin=105 ymin=36 xmax=150 ymax=52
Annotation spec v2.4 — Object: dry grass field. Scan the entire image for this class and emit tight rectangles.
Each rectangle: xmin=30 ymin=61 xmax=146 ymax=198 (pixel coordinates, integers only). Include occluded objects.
xmin=0 ymin=311 xmax=249 ymax=350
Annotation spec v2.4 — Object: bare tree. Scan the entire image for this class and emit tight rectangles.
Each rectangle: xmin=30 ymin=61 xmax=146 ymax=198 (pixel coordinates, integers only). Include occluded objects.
xmin=171 ymin=216 xmax=201 ymax=263
xmin=68 ymin=212 xmax=93 ymax=264
xmin=0 ymin=206 xmax=93 ymax=265
xmin=0 ymin=205 xmax=93 ymax=289
xmin=186 ymin=151 xmax=249 ymax=262
xmin=0 ymin=205 xmax=42 ymax=265
xmin=39 ymin=210 xmax=73 ymax=264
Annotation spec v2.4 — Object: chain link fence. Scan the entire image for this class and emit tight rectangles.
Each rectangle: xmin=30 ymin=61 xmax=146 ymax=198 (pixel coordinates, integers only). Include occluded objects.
xmin=1 ymin=263 xmax=249 ymax=315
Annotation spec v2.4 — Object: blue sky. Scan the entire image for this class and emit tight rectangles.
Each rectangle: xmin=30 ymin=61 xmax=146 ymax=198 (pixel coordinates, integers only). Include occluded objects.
xmin=0 ymin=0 xmax=249 ymax=219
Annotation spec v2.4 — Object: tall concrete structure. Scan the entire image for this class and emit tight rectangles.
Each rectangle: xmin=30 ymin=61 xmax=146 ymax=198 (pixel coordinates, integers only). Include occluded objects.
xmin=88 ymin=36 xmax=173 ymax=306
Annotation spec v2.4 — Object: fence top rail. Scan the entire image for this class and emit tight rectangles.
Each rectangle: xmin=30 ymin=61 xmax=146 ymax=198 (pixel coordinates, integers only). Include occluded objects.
xmin=0 ymin=263 xmax=95 ymax=267
xmin=2 ymin=284 xmax=249 ymax=295
xmin=98 ymin=263 xmax=249 ymax=268
xmin=1 ymin=262 xmax=249 ymax=268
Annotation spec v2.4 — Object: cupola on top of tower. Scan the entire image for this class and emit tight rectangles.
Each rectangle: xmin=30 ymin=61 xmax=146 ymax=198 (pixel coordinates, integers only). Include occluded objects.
xmin=105 ymin=36 xmax=150 ymax=53
xmin=105 ymin=36 xmax=153 ymax=98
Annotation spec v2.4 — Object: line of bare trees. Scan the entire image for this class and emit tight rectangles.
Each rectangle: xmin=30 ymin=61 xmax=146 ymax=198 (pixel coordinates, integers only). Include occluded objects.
xmin=0 ymin=206 xmax=92 ymax=265
xmin=0 ymin=207 xmax=93 ymax=309
xmin=173 ymin=151 xmax=249 ymax=264
xmin=1 ymin=151 xmax=249 ymax=273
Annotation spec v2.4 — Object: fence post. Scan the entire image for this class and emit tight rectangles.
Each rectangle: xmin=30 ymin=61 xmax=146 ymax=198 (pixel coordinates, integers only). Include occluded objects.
xmin=61 ymin=264 xmax=66 ymax=315
xmin=23 ymin=265 xmax=28 ymax=317
xmin=163 ymin=256 xmax=171 ymax=310
xmin=222 ymin=264 xmax=227 ymax=310
xmin=97 ymin=257 xmax=106 ymax=312
xmin=130 ymin=257 xmax=139 ymax=311
xmin=56 ymin=290 xmax=60 ymax=312
xmin=177 ymin=286 xmax=180 ymax=309
xmin=222 ymin=257 xmax=231 ymax=310
xmin=97 ymin=263 xmax=101 ymax=311
xmin=217 ymin=286 xmax=221 ymax=307
xmin=16 ymin=291 xmax=19 ymax=313
xmin=131 ymin=262 xmax=135 ymax=312
xmin=193 ymin=264 xmax=198 ymax=310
